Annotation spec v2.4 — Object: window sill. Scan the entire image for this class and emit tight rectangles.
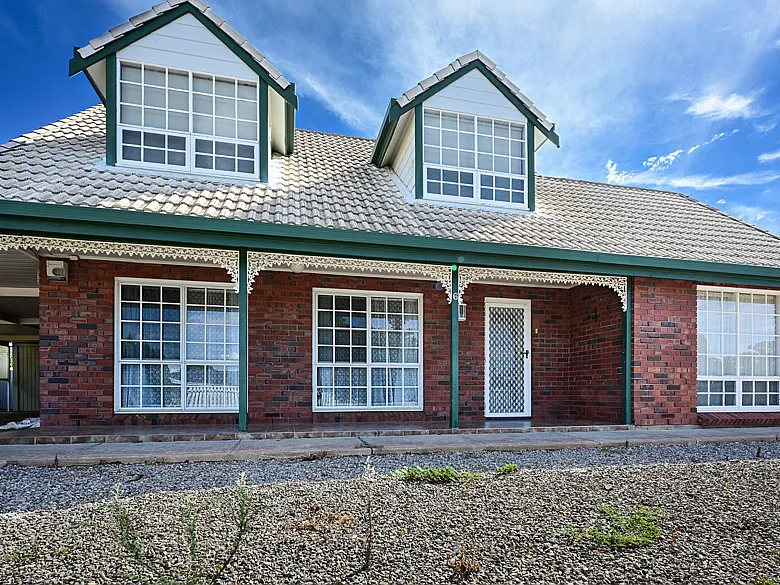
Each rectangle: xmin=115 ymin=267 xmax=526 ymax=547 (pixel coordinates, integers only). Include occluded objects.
xmin=313 ymin=406 xmax=424 ymax=413
xmin=697 ymin=407 xmax=780 ymax=413
xmin=114 ymin=409 xmax=239 ymax=415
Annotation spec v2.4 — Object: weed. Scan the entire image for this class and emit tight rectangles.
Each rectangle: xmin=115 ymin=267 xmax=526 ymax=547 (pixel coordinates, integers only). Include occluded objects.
xmin=567 ymin=504 xmax=664 ymax=549
xmin=289 ymin=506 xmax=355 ymax=532
xmin=495 ymin=463 xmax=520 ymax=475
xmin=112 ymin=474 xmax=256 ymax=585
xmin=393 ymin=466 xmax=482 ymax=484
xmin=448 ymin=520 xmax=481 ymax=580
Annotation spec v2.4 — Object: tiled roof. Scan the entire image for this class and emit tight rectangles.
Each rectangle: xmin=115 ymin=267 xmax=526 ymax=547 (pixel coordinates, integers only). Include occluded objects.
xmin=397 ymin=51 xmax=554 ymax=132
xmin=3 ymin=105 xmax=780 ymax=269
xmin=76 ymin=0 xmax=291 ymax=90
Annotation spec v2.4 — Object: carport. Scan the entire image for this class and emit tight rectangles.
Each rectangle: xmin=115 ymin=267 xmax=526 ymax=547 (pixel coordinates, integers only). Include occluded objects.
xmin=0 ymin=248 xmax=40 ymax=421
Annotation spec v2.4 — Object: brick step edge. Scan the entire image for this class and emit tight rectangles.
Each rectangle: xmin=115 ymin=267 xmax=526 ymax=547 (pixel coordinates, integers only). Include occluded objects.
xmin=0 ymin=423 xmax=633 ymax=445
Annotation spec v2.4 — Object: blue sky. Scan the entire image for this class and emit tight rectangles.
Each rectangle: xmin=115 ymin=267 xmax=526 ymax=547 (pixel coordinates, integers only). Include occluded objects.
xmin=2 ymin=0 xmax=780 ymax=233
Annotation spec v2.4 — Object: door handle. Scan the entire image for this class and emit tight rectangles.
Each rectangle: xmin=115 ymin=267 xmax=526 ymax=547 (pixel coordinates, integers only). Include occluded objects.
xmin=524 ymin=349 xmax=530 ymax=358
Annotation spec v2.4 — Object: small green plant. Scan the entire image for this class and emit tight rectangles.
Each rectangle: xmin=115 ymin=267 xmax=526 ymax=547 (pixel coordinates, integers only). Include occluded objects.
xmin=112 ymin=474 xmax=256 ymax=585
xmin=495 ymin=463 xmax=520 ymax=475
xmin=393 ymin=466 xmax=482 ymax=484
xmin=754 ymin=578 xmax=779 ymax=585
xmin=567 ymin=505 xmax=664 ymax=549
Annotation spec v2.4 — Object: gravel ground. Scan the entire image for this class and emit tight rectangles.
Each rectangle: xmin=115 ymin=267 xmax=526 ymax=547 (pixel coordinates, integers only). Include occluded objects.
xmin=1 ymin=455 xmax=779 ymax=584
xmin=1 ymin=440 xmax=779 ymax=514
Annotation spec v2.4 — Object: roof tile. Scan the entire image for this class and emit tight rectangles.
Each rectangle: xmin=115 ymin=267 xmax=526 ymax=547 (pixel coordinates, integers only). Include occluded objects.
xmin=2 ymin=105 xmax=780 ymax=270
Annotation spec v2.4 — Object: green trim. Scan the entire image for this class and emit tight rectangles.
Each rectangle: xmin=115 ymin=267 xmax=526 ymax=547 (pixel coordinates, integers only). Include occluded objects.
xmin=371 ymin=59 xmax=560 ymax=165
xmin=414 ymin=104 xmax=423 ymax=199
xmin=622 ymin=276 xmax=633 ymax=425
xmin=527 ymin=126 xmax=535 ymax=211
xmin=238 ymin=249 xmax=248 ymax=432
xmin=105 ymin=54 xmax=117 ymax=166
xmin=370 ymin=101 xmax=399 ymax=166
xmin=258 ymin=79 xmax=269 ymax=182
xmin=450 ymin=267 xmax=459 ymax=429
xmin=2 ymin=201 xmax=780 ymax=287
xmin=68 ymin=2 xmax=298 ymax=109
xmin=284 ymin=90 xmax=295 ymax=155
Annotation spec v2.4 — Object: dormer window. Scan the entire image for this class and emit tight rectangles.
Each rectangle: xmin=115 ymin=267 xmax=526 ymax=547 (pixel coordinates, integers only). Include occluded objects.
xmin=118 ymin=61 xmax=259 ymax=178
xmin=423 ymin=107 xmax=527 ymax=208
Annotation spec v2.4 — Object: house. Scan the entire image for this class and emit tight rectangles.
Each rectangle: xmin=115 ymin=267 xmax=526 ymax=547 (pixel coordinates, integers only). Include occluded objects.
xmin=1 ymin=0 xmax=780 ymax=431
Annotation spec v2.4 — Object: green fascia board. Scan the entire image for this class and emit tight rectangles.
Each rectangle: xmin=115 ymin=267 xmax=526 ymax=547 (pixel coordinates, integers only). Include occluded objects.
xmin=258 ymin=79 xmax=269 ymax=182
xmin=2 ymin=200 xmax=780 ymax=287
xmin=68 ymin=2 xmax=298 ymax=109
xmin=371 ymin=59 xmax=560 ymax=165
xmin=105 ymin=54 xmax=117 ymax=166
xmin=284 ymin=90 xmax=295 ymax=155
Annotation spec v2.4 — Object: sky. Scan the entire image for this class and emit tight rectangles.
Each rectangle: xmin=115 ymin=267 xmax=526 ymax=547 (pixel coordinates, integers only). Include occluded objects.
xmin=2 ymin=0 xmax=780 ymax=233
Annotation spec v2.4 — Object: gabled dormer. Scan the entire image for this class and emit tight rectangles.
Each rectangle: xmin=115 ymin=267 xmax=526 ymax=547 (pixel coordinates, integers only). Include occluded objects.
xmin=372 ymin=51 xmax=559 ymax=212
xmin=68 ymin=0 xmax=297 ymax=182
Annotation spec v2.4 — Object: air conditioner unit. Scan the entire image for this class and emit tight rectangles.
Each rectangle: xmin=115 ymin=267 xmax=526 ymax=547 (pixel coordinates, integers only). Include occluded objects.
xmin=46 ymin=260 xmax=68 ymax=282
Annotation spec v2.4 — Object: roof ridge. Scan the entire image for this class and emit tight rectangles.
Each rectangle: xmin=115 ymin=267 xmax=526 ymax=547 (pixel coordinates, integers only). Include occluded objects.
xmin=540 ymin=173 xmax=780 ymax=245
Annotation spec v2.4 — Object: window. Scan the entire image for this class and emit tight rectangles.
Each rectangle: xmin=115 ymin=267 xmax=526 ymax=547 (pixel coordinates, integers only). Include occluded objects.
xmin=314 ymin=289 xmax=423 ymax=411
xmin=118 ymin=61 xmax=258 ymax=178
xmin=116 ymin=279 xmax=239 ymax=412
xmin=697 ymin=287 xmax=780 ymax=410
xmin=422 ymin=107 xmax=527 ymax=207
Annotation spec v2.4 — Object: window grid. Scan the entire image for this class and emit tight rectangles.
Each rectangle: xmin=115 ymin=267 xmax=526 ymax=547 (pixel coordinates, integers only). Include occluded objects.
xmin=117 ymin=280 xmax=239 ymax=413
xmin=314 ymin=290 xmax=423 ymax=411
xmin=117 ymin=61 xmax=259 ymax=179
xmin=697 ymin=288 xmax=780 ymax=410
xmin=422 ymin=107 xmax=527 ymax=207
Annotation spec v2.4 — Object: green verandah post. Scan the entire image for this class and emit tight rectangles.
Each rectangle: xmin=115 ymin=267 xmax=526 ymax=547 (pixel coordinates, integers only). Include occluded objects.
xmin=622 ymin=276 xmax=634 ymax=425
xmin=239 ymin=250 xmax=249 ymax=432
xmin=450 ymin=265 xmax=459 ymax=429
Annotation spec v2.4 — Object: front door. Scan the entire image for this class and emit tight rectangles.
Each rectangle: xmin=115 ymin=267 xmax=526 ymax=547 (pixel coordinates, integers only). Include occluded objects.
xmin=484 ymin=298 xmax=531 ymax=417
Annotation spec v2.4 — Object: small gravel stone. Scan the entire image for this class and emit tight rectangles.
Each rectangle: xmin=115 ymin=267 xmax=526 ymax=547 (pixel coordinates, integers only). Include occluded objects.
xmin=0 ymin=441 xmax=778 ymax=584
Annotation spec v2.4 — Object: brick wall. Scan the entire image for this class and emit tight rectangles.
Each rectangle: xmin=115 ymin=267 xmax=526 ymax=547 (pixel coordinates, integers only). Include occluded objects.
xmin=460 ymin=284 xmax=573 ymax=421
xmin=39 ymin=258 xmax=627 ymax=426
xmin=570 ymin=286 xmax=624 ymax=424
xmin=631 ymin=277 xmax=698 ymax=425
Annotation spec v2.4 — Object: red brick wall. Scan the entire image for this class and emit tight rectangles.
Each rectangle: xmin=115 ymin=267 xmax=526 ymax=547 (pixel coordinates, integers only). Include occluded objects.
xmin=570 ymin=286 xmax=624 ymax=424
xmin=459 ymin=284 xmax=573 ymax=421
xmin=631 ymin=277 xmax=698 ymax=425
xmin=39 ymin=258 xmax=627 ymax=427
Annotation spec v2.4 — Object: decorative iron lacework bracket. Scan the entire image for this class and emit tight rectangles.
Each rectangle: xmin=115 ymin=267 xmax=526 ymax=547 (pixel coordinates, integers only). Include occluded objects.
xmin=247 ymin=252 xmax=454 ymax=301
xmin=0 ymin=235 xmax=240 ymax=284
xmin=457 ymin=266 xmax=629 ymax=311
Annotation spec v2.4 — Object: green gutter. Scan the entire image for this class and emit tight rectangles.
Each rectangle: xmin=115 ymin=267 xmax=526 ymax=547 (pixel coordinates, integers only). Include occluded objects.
xmin=105 ymin=54 xmax=117 ymax=166
xmin=2 ymin=201 xmax=780 ymax=287
xmin=450 ymin=266 xmax=459 ymax=429
xmin=622 ymin=276 xmax=633 ymax=425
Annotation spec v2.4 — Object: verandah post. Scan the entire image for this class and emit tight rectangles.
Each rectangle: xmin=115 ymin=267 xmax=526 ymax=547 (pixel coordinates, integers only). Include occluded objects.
xmin=238 ymin=250 xmax=249 ymax=432
xmin=622 ymin=276 xmax=634 ymax=425
xmin=450 ymin=265 xmax=459 ymax=429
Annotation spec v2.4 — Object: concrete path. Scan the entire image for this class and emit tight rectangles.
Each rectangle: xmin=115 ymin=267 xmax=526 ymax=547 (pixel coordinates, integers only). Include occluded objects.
xmin=1 ymin=426 xmax=779 ymax=467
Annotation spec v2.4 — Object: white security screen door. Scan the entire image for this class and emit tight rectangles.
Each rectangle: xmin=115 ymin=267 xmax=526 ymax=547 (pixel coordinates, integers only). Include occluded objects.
xmin=485 ymin=299 xmax=532 ymax=417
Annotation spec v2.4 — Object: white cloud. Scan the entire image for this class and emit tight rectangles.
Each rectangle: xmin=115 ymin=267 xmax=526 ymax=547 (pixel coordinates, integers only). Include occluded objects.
xmin=758 ymin=150 xmax=780 ymax=163
xmin=687 ymin=130 xmax=736 ymax=154
xmin=717 ymin=198 xmax=727 ymax=204
xmin=605 ymin=159 xmax=780 ymax=190
xmin=678 ymin=91 xmax=761 ymax=120
xmin=727 ymin=203 xmax=780 ymax=233
xmin=642 ymin=149 xmax=683 ymax=172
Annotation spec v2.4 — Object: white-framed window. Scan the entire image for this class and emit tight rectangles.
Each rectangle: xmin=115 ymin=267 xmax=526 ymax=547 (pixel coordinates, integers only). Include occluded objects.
xmin=697 ymin=286 xmax=780 ymax=411
xmin=313 ymin=288 xmax=423 ymax=411
xmin=117 ymin=60 xmax=259 ymax=179
xmin=422 ymin=107 xmax=527 ymax=208
xmin=115 ymin=278 xmax=239 ymax=413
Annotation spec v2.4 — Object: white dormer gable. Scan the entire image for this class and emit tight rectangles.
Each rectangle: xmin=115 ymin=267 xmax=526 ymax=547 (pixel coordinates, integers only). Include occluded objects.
xmin=117 ymin=12 xmax=255 ymax=80
xmin=373 ymin=51 xmax=558 ymax=213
